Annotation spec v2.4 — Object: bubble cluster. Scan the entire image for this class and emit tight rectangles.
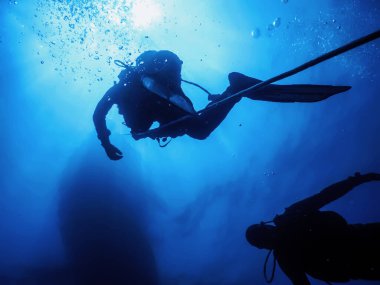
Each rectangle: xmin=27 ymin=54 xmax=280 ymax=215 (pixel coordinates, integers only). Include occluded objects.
xmin=251 ymin=17 xmax=281 ymax=40
xmin=27 ymin=0 xmax=157 ymax=88
xmin=267 ymin=17 xmax=281 ymax=32
xmin=264 ymin=170 xmax=277 ymax=177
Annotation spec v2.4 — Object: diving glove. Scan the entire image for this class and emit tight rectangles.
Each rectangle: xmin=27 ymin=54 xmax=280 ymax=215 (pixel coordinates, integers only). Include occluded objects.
xmin=102 ymin=142 xmax=123 ymax=160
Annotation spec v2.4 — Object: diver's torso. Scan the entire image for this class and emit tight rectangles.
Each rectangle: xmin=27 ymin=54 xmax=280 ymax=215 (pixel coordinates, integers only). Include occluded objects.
xmin=276 ymin=211 xmax=380 ymax=282
xmin=114 ymin=78 xmax=188 ymax=133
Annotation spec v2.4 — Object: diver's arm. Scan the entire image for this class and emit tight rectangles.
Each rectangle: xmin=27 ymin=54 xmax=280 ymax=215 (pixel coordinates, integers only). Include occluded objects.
xmin=287 ymin=173 xmax=380 ymax=213
xmin=93 ymin=85 xmax=123 ymax=160
xmin=93 ymin=90 xmax=113 ymax=143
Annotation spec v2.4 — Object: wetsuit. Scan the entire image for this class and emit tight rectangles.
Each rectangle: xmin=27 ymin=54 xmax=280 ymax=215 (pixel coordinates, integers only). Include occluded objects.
xmin=93 ymin=68 xmax=193 ymax=141
xmin=93 ymin=50 xmax=350 ymax=160
xmin=93 ymin=50 xmax=241 ymax=160
xmin=272 ymin=174 xmax=380 ymax=285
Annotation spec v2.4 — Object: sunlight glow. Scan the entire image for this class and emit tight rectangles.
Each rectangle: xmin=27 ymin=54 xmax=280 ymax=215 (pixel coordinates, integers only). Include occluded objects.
xmin=130 ymin=0 xmax=163 ymax=29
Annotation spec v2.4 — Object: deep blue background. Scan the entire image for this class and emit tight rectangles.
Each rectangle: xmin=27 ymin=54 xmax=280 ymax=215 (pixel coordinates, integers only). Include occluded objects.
xmin=0 ymin=0 xmax=379 ymax=284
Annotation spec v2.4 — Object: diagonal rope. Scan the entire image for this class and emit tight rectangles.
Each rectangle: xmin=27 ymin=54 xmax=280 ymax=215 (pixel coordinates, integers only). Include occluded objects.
xmin=133 ymin=29 xmax=380 ymax=140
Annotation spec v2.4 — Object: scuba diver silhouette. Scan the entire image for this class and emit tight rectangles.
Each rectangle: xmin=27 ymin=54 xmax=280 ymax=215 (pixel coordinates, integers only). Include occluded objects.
xmin=93 ymin=30 xmax=379 ymax=160
xmin=246 ymin=172 xmax=380 ymax=285
xmin=93 ymin=50 xmax=350 ymax=160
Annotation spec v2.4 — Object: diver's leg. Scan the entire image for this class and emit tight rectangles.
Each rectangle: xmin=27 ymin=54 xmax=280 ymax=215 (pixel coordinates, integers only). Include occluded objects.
xmin=185 ymin=93 xmax=241 ymax=140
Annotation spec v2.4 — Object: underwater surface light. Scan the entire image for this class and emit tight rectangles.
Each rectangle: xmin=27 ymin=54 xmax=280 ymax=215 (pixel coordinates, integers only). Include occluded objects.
xmin=26 ymin=0 xmax=165 ymax=87
xmin=130 ymin=0 xmax=163 ymax=29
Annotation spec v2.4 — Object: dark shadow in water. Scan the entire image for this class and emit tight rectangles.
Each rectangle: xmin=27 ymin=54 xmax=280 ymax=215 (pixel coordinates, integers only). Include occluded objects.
xmin=0 ymin=140 xmax=160 ymax=285
xmin=57 ymin=142 xmax=159 ymax=285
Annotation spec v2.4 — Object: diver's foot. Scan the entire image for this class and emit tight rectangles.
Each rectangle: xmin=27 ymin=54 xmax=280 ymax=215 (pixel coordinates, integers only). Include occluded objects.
xmin=208 ymin=93 xmax=221 ymax=101
xmin=208 ymin=91 xmax=242 ymax=104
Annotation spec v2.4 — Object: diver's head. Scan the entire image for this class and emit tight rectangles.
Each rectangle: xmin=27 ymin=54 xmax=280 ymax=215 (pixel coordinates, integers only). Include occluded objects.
xmin=136 ymin=50 xmax=157 ymax=69
xmin=245 ymin=223 xmax=278 ymax=250
xmin=136 ymin=50 xmax=183 ymax=87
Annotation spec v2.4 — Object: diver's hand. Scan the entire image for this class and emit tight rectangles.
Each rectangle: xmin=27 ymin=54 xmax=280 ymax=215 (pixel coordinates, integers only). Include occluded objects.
xmin=351 ymin=172 xmax=380 ymax=181
xmin=102 ymin=143 xmax=123 ymax=160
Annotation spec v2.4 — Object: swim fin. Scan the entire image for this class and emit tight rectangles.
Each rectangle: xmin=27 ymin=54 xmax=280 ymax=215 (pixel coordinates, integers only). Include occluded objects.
xmin=227 ymin=72 xmax=351 ymax=103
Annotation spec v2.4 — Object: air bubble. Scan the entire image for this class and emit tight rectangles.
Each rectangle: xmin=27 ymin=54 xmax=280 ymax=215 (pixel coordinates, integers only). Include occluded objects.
xmin=250 ymin=28 xmax=260 ymax=38
xmin=273 ymin=17 xmax=281 ymax=28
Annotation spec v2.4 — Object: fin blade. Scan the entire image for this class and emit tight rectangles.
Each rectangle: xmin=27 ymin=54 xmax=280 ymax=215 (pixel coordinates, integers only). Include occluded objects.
xmin=248 ymin=84 xmax=351 ymax=102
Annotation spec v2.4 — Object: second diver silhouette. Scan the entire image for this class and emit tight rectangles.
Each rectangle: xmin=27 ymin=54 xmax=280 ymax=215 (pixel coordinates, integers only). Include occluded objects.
xmin=246 ymin=172 xmax=380 ymax=285
xmin=93 ymin=30 xmax=380 ymax=160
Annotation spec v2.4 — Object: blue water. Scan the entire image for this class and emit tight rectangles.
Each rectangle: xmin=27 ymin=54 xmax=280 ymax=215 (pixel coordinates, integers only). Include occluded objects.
xmin=0 ymin=0 xmax=379 ymax=284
